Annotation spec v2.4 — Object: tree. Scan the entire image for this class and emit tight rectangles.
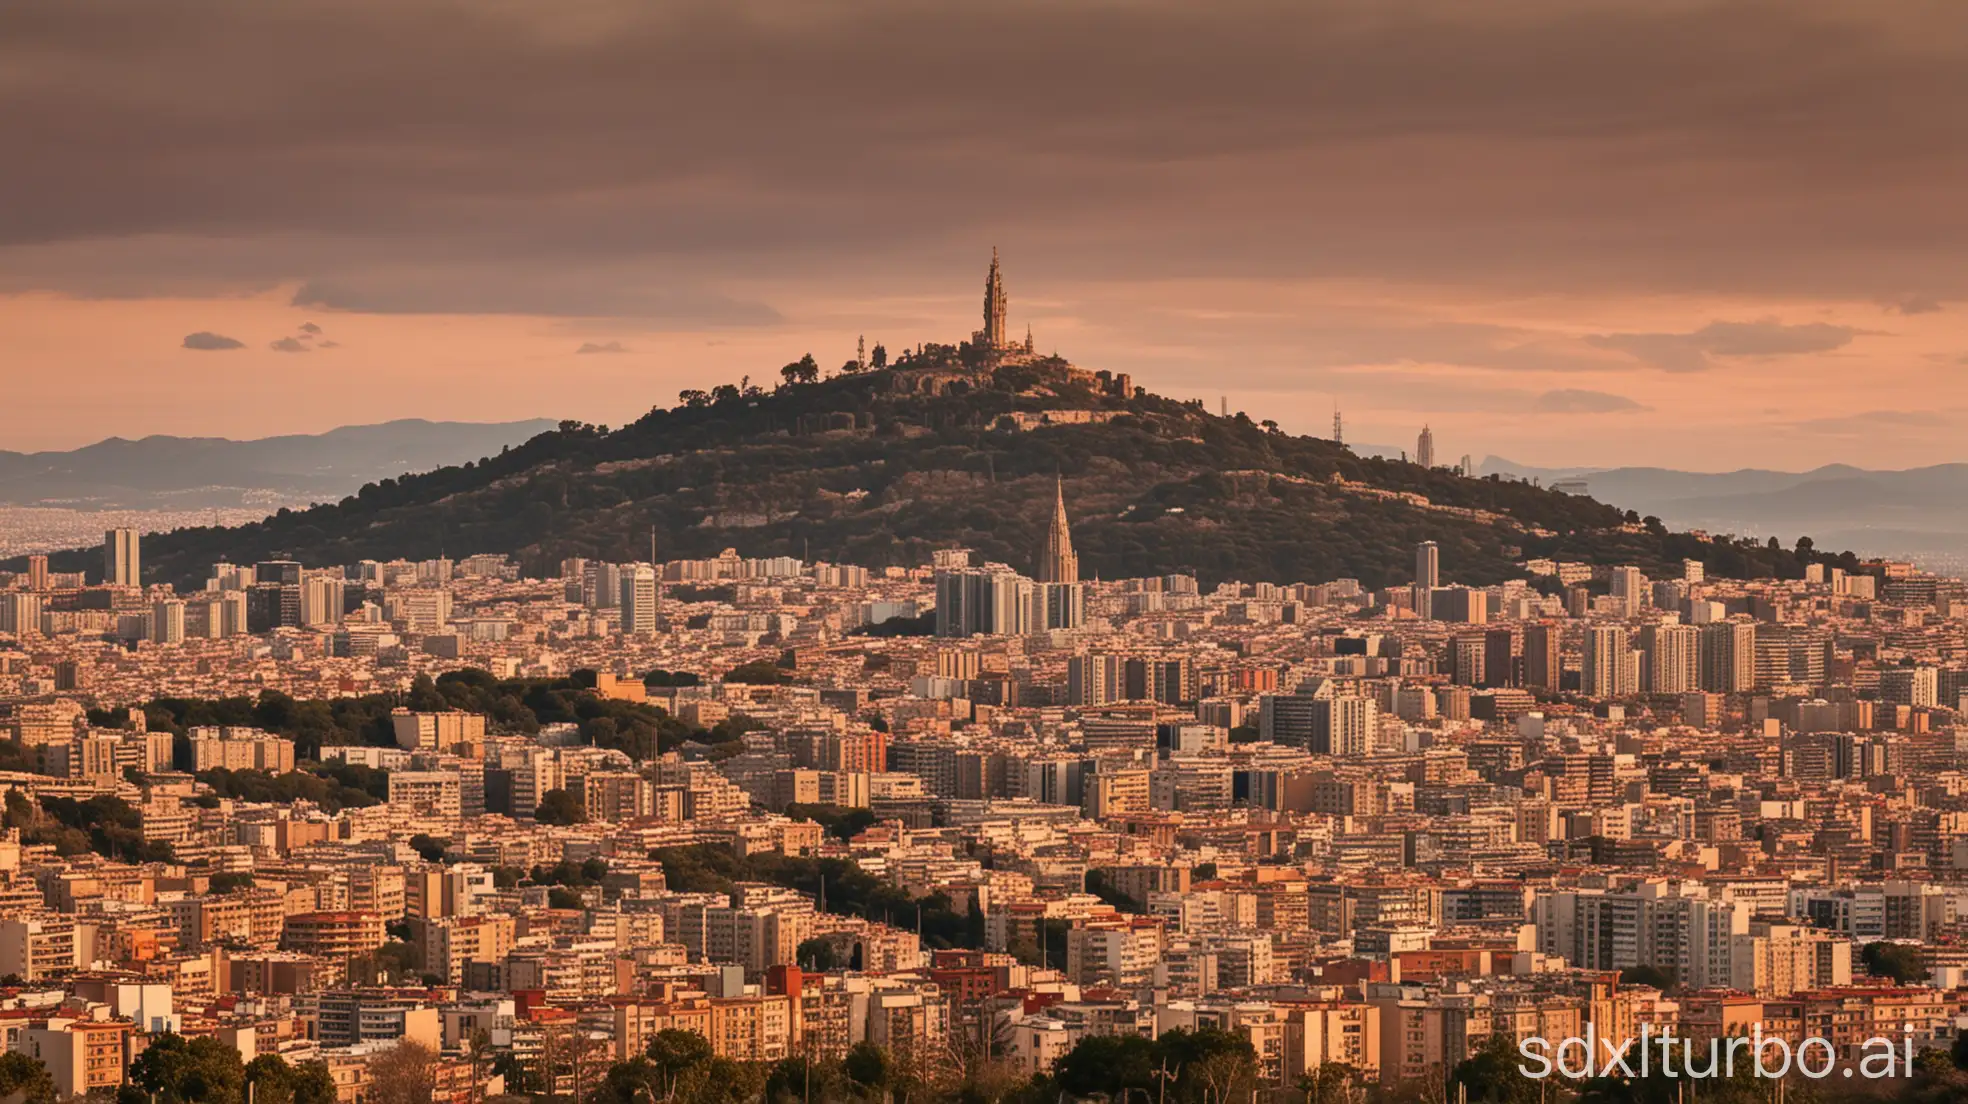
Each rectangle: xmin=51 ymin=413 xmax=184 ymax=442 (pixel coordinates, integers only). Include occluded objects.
xmin=245 ymin=1055 xmax=298 ymax=1104
xmin=535 ymin=788 xmax=587 ymax=825
xmin=765 ymin=1055 xmax=845 ymax=1104
xmin=843 ymin=1040 xmax=892 ymax=1097
xmin=646 ymin=1028 xmax=716 ymax=1098
xmin=0 ymin=1051 xmax=57 ymax=1104
xmin=1862 ymin=940 xmax=1927 ymax=984
xmin=870 ymin=343 xmax=888 ymax=368
xmin=1450 ymin=1035 xmax=1543 ymax=1104
xmin=1617 ymin=963 xmax=1673 ymax=990
xmin=124 ymin=1033 xmax=246 ymax=1104
xmin=797 ymin=937 xmax=838 ymax=973
xmin=1050 ymin=1033 xmax=1160 ymax=1101
xmin=408 ymin=833 xmax=450 ymax=863
xmin=363 ymin=1041 xmax=437 ymax=1104
xmin=1297 ymin=1062 xmax=1354 ymax=1104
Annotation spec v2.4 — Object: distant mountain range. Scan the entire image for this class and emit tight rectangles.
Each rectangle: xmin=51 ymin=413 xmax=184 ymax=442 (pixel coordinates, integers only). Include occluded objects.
xmin=0 ymin=419 xmax=560 ymax=510
xmin=1480 ymin=458 xmax=1968 ymax=562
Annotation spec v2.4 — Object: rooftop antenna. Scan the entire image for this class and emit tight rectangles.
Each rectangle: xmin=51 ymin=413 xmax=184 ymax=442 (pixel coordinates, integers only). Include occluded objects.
xmin=1331 ymin=398 xmax=1344 ymax=446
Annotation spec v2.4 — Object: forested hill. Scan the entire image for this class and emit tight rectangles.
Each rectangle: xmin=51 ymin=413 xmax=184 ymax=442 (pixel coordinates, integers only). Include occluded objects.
xmin=18 ymin=354 xmax=1851 ymax=591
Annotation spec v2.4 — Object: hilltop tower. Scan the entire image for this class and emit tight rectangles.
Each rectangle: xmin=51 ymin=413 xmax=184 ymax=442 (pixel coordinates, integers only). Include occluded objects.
xmin=983 ymin=248 xmax=1008 ymax=349
xmin=1039 ymin=477 xmax=1079 ymax=584
xmin=1416 ymin=425 xmax=1436 ymax=469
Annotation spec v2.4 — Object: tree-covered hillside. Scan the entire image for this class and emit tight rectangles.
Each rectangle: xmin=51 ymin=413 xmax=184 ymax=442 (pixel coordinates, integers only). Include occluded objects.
xmin=13 ymin=357 xmax=1851 ymax=590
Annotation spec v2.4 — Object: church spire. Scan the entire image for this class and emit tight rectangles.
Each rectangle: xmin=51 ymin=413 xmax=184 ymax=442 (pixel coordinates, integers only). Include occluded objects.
xmin=983 ymin=248 xmax=1008 ymax=349
xmin=1039 ymin=476 xmax=1079 ymax=584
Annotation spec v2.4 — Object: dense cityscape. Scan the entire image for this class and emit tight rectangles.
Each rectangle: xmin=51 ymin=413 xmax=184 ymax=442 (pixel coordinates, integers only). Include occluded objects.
xmin=0 ymin=268 xmax=1966 ymax=1104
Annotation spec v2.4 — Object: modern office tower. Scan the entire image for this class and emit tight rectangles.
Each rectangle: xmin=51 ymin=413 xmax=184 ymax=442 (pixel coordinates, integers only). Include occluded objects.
xmin=619 ymin=564 xmax=660 ymax=637
xmin=1699 ymin=621 xmax=1757 ymax=693
xmin=1879 ymin=666 xmax=1939 ymax=708
xmin=1413 ymin=540 xmax=1441 ymax=619
xmin=1430 ymin=585 xmax=1487 ymax=624
xmin=211 ymin=562 xmax=255 ymax=591
xmin=584 ymin=561 xmax=622 ymax=609
xmin=1068 ymin=654 xmax=1127 ymax=707
xmin=218 ymin=590 xmax=249 ymax=637
xmin=150 ymin=599 xmax=186 ymax=645
xmin=1038 ymin=478 xmax=1080 ymax=584
xmin=255 ymin=559 xmax=303 ymax=586
xmin=1415 ymin=541 xmax=1440 ymax=590
xmin=1483 ymin=626 xmax=1518 ymax=688
xmin=1310 ymin=696 xmax=1378 ymax=756
xmin=1609 ymin=566 xmax=1646 ymax=617
xmin=1583 ymin=625 xmax=1637 ymax=698
xmin=1125 ymin=656 xmax=1195 ymax=705
xmin=0 ymin=593 xmax=42 ymax=637
xmin=103 ymin=528 xmax=140 ymax=587
xmin=1523 ymin=622 xmax=1561 ymax=691
xmin=1041 ymin=581 xmax=1084 ymax=631
xmin=1258 ymin=684 xmax=1375 ymax=755
xmin=247 ymin=560 xmax=304 ymax=632
xmin=300 ymin=576 xmax=347 ymax=628
xmin=1449 ymin=635 xmax=1487 ymax=687
xmin=1755 ymin=624 xmax=1830 ymax=689
xmin=1639 ymin=624 xmax=1700 ymax=694
xmin=25 ymin=555 xmax=47 ymax=592
xmin=1416 ymin=425 xmax=1435 ymax=469
xmin=934 ymin=563 xmax=1035 ymax=638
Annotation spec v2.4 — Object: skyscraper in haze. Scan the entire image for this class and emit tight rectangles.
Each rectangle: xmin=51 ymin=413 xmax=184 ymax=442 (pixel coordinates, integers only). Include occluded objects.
xmin=1524 ymin=622 xmax=1561 ymax=691
xmin=150 ymin=599 xmax=185 ymax=645
xmin=619 ymin=565 xmax=660 ymax=637
xmin=1416 ymin=425 xmax=1435 ymax=469
xmin=1414 ymin=540 xmax=1440 ymax=590
xmin=1413 ymin=540 xmax=1440 ymax=619
xmin=103 ymin=528 xmax=140 ymax=587
xmin=25 ymin=555 xmax=47 ymax=592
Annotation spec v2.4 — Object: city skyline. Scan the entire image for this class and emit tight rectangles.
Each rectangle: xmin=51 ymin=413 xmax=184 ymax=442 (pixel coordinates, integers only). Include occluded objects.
xmin=6 ymin=5 xmax=1968 ymax=1103
xmin=3 ymin=2 xmax=1966 ymax=469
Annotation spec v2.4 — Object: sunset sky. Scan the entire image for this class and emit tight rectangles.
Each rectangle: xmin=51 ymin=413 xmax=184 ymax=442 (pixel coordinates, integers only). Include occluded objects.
xmin=4 ymin=0 xmax=1964 ymax=469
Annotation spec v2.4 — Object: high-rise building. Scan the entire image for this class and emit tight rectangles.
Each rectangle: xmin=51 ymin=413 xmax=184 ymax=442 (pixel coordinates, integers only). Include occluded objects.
xmin=1609 ymin=566 xmax=1646 ymax=617
xmin=1639 ymin=624 xmax=1700 ymax=694
xmin=1879 ymin=666 xmax=1939 ymax=708
xmin=1067 ymin=654 xmax=1127 ymax=707
xmin=1583 ymin=625 xmax=1637 ymax=698
xmin=150 ymin=599 xmax=186 ymax=645
xmin=0 ymin=593 xmax=43 ymax=637
xmin=1415 ymin=426 xmax=1435 ymax=469
xmin=619 ymin=565 xmax=660 ymax=637
xmin=25 ymin=555 xmax=47 ymax=592
xmin=585 ymin=561 xmax=622 ymax=609
xmin=935 ymin=564 xmax=1036 ymax=638
xmin=1414 ymin=541 xmax=1440 ymax=590
xmin=1523 ymin=622 xmax=1561 ymax=691
xmin=1698 ymin=622 xmax=1756 ymax=693
xmin=300 ymin=576 xmax=347 ymax=628
xmin=1483 ymin=626 xmax=1518 ymax=688
xmin=103 ymin=528 xmax=140 ymax=588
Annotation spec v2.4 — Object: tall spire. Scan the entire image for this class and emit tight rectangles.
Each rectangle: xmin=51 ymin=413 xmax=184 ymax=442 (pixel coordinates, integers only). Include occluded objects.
xmin=1038 ymin=476 xmax=1079 ymax=584
xmin=983 ymin=248 xmax=1008 ymax=349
